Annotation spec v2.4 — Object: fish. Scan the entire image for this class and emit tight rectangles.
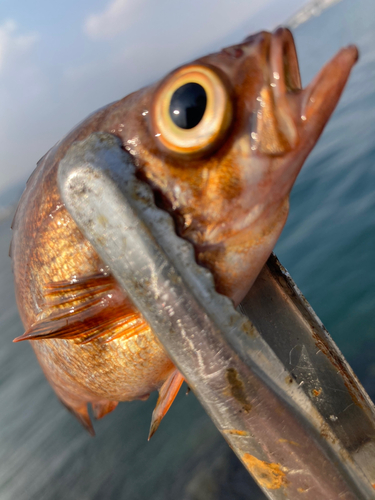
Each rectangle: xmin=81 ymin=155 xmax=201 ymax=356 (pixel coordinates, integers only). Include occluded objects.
xmin=10 ymin=28 xmax=358 ymax=438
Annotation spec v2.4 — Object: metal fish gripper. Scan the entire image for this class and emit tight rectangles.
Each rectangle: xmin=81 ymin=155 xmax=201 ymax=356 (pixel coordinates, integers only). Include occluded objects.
xmin=58 ymin=132 xmax=375 ymax=500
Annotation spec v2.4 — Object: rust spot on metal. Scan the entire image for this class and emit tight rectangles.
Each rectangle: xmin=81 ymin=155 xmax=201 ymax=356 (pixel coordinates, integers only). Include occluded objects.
xmin=97 ymin=214 xmax=108 ymax=227
xmin=242 ymin=453 xmax=288 ymax=490
xmin=312 ymin=388 xmax=322 ymax=397
xmin=226 ymin=368 xmax=252 ymax=412
xmin=278 ymin=438 xmax=300 ymax=447
xmin=297 ymin=487 xmax=309 ymax=493
xmin=223 ymin=429 xmax=248 ymax=436
xmin=320 ymin=422 xmax=336 ymax=445
xmin=285 ymin=375 xmax=293 ymax=385
xmin=241 ymin=320 xmax=256 ymax=337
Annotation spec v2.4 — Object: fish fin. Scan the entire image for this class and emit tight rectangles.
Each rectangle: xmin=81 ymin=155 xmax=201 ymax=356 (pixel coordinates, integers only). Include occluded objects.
xmin=13 ymin=273 xmax=149 ymax=343
xmin=92 ymin=400 xmax=119 ymax=420
xmin=60 ymin=399 xmax=95 ymax=436
xmin=138 ymin=393 xmax=150 ymax=402
xmin=148 ymin=370 xmax=184 ymax=440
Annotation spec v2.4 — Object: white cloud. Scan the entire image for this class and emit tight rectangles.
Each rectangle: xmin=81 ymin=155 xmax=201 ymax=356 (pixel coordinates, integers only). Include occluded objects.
xmin=84 ymin=0 xmax=145 ymax=39
xmin=0 ymin=19 xmax=38 ymax=72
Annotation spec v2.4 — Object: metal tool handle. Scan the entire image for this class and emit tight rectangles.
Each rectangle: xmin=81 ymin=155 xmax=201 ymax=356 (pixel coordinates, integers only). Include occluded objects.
xmin=58 ymin=133 xmax=375 ymax=500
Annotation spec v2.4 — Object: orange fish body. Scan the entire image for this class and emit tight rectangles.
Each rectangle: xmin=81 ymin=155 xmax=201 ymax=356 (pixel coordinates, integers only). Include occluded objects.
xmin=11 ymin=29 xmax=358 ymax=435
xmin=11 ymin=107 xmax=177 ymax=434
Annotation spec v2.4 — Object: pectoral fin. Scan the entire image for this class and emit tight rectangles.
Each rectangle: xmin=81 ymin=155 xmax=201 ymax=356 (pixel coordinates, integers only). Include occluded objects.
xmin=13 ymin=273 xmax=149 ymax=344
xmin=148 ymin=370 xmax=184 ymax=440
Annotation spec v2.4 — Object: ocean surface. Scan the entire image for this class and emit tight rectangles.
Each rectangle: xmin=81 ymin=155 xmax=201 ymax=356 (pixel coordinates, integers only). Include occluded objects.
xmin=0 ymin=0 xmax=374 ymax=498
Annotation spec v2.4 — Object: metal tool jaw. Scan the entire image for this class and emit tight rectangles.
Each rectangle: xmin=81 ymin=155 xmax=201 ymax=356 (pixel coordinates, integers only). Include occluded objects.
xmin=58 ymin=133 xmax=375 ymax=500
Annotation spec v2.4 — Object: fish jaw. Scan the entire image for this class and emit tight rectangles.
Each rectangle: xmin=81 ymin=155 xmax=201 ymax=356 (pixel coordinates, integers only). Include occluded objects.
xmin=254 ymin=31 xmax=359 ymax=203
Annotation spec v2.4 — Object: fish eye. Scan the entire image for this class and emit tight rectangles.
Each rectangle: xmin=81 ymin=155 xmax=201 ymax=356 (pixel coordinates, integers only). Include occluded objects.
xmin=150 ymin=65 xmax=233 ymax=156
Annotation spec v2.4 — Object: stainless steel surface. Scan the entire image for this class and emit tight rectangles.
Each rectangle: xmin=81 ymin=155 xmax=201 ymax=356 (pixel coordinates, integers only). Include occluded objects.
xmin=240 ymin=256 xmax=375 ymax=486
xmin=58 ymin=132 xmax=375 ymax=499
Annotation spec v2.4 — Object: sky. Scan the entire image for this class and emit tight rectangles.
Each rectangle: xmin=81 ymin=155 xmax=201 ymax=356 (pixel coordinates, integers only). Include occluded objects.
xmin=0 ymin=0 xmax=310 ymax=195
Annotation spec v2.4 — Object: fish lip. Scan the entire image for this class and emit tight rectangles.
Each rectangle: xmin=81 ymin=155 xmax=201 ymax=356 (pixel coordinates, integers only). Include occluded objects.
xmin=250 ymin=28 xmax=301 ymax=155
xmin=300 ymin=45 xmax=359 ymax=127
xmin=269 ymin=27 xmax=302 ymax=93
xmin=253 ymin=29 xmax=358 ymax=157
xmin=267 ymin=28 xmax=302 ymax=150
xmin=243 ymin=28 xmax=301 ymax=90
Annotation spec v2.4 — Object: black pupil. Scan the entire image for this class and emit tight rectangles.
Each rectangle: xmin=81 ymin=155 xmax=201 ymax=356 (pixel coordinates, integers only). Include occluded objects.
xmin=169 ymin=83 xmax=207 ymax=129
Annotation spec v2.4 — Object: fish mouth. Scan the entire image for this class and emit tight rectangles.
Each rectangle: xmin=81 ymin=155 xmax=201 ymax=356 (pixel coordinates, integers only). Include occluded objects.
xmin=243 ymin=27 xmax=302 ymax=92
xmin=250 ymin=28 xmax=302 ymax=155
xmin=269 ymin=27 xmax=302 ymax=94
xmin=251 ymin=27 xmax=358 ymax=159
xmin=298 ymin=43 xmax=358 ymax=140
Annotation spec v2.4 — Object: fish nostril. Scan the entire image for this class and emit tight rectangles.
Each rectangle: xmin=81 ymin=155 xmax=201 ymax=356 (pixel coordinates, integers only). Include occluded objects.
xmin=221 ymin=45 xmax=244 ymax=59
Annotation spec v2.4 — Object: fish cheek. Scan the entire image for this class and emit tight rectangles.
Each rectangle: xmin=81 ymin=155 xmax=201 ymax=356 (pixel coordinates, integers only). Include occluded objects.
xmin=213 ymin=156 xmax=245 ymax=204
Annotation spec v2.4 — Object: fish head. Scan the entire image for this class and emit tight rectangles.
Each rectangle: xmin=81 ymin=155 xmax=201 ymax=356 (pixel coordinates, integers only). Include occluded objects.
xmin=118 ymin=28 xmax=358 ymax=305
